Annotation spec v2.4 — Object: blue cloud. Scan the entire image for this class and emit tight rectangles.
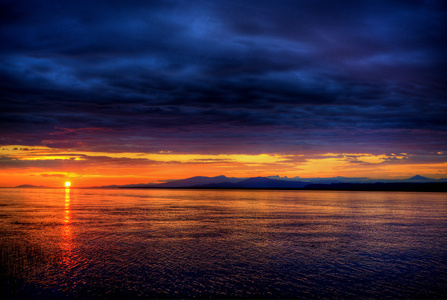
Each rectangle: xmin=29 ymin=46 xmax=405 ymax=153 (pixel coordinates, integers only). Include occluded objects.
xmin=1 ymin=0 xmax=446 ymax=155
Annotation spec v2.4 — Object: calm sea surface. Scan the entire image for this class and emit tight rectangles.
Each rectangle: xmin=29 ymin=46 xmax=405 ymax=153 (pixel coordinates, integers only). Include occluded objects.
xmin=0 ymin=188 xmax=446 ymax=299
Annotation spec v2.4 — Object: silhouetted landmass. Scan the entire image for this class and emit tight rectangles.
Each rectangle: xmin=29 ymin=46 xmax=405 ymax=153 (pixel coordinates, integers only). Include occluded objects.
xmin=267 ymin=175 xmax=371 ymax=184
xmin=12 ymin=174 xmax=446 ymax=191
xmin=191 ymin=182 xmax=447 ymax=192
xmin=194 ymin=177 xmax=308 ymax=188
xmin=303 ymin=182 xmax=447 ymax=192
xmin=408 ymin=175 xmax=431 ymax=181
xmin=15 ymin=184 xmax=49 ymax=188
xmin=135 ymin=174 xmax=444 ymax=188
xmin=122 ymin=175 xmax=242 ymax=188
xmin=156 ymin=175 xmax=241 ymax=188
xmin=118 ymin=175 xmax=447 ymax=192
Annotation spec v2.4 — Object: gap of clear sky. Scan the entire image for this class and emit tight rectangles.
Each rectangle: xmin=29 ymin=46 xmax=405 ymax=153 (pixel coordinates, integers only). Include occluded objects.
xmin=1 ymin=0 xmax=446 ymax=187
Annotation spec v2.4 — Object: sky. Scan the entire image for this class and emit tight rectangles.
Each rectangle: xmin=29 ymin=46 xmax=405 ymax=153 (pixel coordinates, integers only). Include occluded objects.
xmin=1 ymin=0 xmax=447 ymax=187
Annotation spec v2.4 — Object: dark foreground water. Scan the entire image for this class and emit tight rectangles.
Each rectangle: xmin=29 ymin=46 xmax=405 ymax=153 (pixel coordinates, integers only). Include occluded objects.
xmin=0 ymin=188 xmax=446 ymax=299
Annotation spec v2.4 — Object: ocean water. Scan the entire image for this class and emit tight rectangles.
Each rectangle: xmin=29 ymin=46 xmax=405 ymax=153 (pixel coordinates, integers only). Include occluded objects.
xmin=0 ymin=188 xmax=446 ymax=299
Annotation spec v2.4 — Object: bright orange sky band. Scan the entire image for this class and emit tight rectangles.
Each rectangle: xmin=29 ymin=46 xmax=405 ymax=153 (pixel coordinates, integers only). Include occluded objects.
xmin=0 ymin=145 xmax=446 ymax=187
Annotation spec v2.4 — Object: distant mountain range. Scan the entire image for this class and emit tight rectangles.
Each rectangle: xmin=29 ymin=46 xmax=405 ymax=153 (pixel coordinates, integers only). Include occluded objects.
xmin=193 ymin=177 xmax=309 ymax=188
xmin=13 ymin=175 xmax=447 ymax=191
xmin=115 ymin=175 xmax=447 ymax=191
xmin=14 ymin=184 xmax=49 ymax=188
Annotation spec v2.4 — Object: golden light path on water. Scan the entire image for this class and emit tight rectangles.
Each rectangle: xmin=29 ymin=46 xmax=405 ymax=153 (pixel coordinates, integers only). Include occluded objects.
xmin=62 ymin=187 xmax=73 ymax=271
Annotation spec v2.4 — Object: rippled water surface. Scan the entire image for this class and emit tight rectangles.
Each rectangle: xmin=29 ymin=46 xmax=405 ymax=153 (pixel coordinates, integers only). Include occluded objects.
xmin=1 ymin=188 xmax=446 ymax=299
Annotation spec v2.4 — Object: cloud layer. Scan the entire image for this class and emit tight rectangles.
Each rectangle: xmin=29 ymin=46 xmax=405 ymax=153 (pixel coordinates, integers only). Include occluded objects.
xmin=1 ymin=0 xmax=446 ymax=157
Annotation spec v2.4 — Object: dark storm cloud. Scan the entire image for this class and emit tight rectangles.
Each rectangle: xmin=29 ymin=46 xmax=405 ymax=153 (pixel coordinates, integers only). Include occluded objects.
xmin=1 ymin=0 xmax=446 ymax=154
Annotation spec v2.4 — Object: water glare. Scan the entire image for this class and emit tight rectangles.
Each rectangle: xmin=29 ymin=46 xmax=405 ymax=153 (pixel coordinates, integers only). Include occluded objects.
xmin=62 ymin=188 xmax=73 ymax=272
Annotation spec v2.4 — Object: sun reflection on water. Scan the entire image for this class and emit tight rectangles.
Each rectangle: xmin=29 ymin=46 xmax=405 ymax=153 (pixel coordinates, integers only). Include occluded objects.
xmin=62 ymin=187 xmax=74 ymax=270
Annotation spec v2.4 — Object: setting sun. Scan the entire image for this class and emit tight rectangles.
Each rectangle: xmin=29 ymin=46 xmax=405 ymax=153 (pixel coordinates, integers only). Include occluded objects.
xmin=65 ymin=181 xmax=71 ymax=188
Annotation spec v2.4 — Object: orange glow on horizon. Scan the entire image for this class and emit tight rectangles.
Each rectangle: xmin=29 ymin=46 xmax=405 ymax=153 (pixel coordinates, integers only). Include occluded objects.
xmin=0 ymin=145 xmax=446 ymax=187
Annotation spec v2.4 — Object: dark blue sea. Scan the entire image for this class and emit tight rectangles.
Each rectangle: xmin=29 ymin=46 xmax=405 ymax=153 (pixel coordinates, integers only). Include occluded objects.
xmin=1 ymin=188 xmax=446 ymax=299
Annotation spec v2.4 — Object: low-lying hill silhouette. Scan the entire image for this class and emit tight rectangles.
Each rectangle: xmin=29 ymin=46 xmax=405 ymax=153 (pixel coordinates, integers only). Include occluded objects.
xmin=194 ymin=177 xmax=308 ymax=188
xmin=116 ymin=175 xmax=447 ymax=192
xmin=304 ymin=182 xmax=447 ymax=192
xmin=15 ymin=184 xmax=49 ymax=188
